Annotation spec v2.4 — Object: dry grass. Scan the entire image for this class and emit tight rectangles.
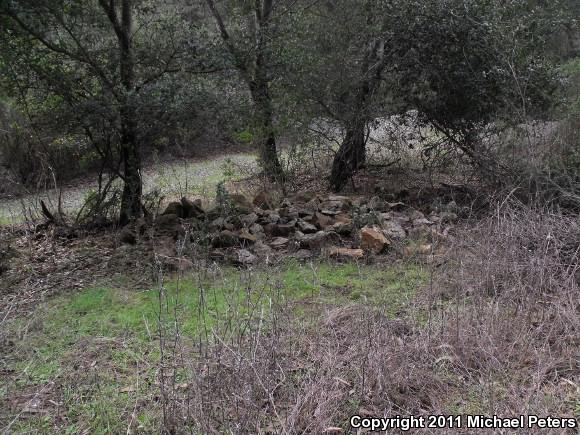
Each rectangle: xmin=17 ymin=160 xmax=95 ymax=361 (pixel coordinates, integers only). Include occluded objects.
xmin=155 ymin=199 xmax=579 ymax=433
xmin=428 ymin=200 xmax=579 ymax=420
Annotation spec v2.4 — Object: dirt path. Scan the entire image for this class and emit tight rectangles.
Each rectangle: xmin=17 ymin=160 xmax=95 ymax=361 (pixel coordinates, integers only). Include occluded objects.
xmin=0 ymin=153 xmax=257 ymax=224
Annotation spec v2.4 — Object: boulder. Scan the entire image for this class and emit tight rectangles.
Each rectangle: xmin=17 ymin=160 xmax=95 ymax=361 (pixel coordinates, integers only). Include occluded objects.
xmin=238 ymin=229 xmax=257 ymax=244
xmin=330 ymin=219 xmax=353 ymax=236
xmin=254 ymin=240 xmax=273 ymax=256
xmin=209 ymin=217 xmax=226 ymax=231
xmin=264 ymin=212 xmax=281 ymax=224
xmin=211 ymin=230 xmax=238 ymax=248
xmin=279 ymin=206 xmax=299 ymax=220
xmin=296 ymin=220 xmax=318 ymax=234
xmin=240 ymin=212 xmax=259 ymax=227
xmin=313 ymin=212 xmax=335 ymax=230
xmin=235 ymin=249 xmax=258 ymax=265
xmin=155 ymin=236 xmax=176 ymax=257
xmin=320 ymin=195 xmax=351 ymax=214
xmin=162 ymin=201 xmax=184 ymax=218
xmin=408 ymin=209 xmax=426 ymax=221
xmin=270 ymin=237 xmax=289 ymax=249
xmin=329 ymin=246 xmax=364 ymax=260
xmin=296 ymin=230 xmax=339 ymax=250
xmin=181 ymin=197 xmax=204 ymax=219
xmin=302 ymin=198 xmax=320 ymax=214
xmin=439 ymin=212 xmax=458 ymax=223
xmin=291 ymin=190 xmax=317 ymax=203
xmin=382 ymin=220 xmax=407 ymax=239
xmin=368 ymin=196 xmax=389 ymax=212
xmin=356 ymin=212 xmax=381 ymax=227
xmin=269 ymin=223 xmax=295 ymax=237
xmin=292 ymin=249 xmax=313 ymax=260
xmin=154 ymin=213 xmax=182 ymax=238
xmin=412 ymin=217 xmax=433 ymax=227
xmin=386 ymin=202 xmax=408 ymax=211
xmin=162 ymin=256 xmax=194 ymax=272
xmin=360 ymin=226 xmax=390 ymax=254
xmin=249 ymin=223 xmax=265 ymax=239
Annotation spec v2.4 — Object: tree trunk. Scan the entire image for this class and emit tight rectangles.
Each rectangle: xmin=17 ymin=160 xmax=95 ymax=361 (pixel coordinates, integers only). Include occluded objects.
xmin=119 ymin=104 xmax=142 ymax=226
xmin=117 ymin=0 xmax=142 ymax=226
xmin=204 ymin=0 xmax=283 ymax=182
xmin=329 ymin=37 xmax=385 ymax=192
xmin=329 ymin=120 xmax=366 ymax=191
xmin=250 ymin=80 xmax=284 ymax=182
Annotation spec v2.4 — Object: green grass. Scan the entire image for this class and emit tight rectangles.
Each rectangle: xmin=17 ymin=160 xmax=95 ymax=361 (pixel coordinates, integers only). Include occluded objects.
xmin=0 ymin=214 xmax=17 ymax=226
xmin=2 ymin=260 xmax=427 ymax=433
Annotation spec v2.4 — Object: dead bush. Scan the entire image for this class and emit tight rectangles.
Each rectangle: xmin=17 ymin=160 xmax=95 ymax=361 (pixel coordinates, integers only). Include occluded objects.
xmin=429 ymin=200 xmax=579 ymax=419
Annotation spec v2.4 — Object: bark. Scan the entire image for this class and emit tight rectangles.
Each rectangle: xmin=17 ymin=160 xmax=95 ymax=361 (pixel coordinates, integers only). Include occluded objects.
xmin=119 ymin=103 xmax=142 ymax=226
xmin=249 ymin=79 xmax=284 ymax=182
xmin=205 ymin=0 xmax=284 ymax=182
xmin=116 ymin=0 xmax=142 ymax=226
xmin=329 ymin=120 xmax=366 ymax=191
xmin=329 ymin=81 xmax=371 ymax=191
xmin=329 ymin=38 xmax=385 ymax=191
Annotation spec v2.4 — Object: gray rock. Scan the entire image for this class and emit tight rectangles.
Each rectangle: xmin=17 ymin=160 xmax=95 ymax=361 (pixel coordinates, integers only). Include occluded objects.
xmin=296 ymin=230 xmax=339 ymax=249
xmin=211 ymin=230 xmax=238 ymax=248
xmin=270 ymin=237 xmax=289 ymax=249
xmin=279 ymin=207 xmax=300 ymax=220
xmin=330 ymin=220 xmax=353 ymax=236
xmin=440 ymin=212 xmax=458 ymax=223
xmin=291 ymin=190 xmax=317 ymax=203
xmin=408 ymin=209 xmax=426 ymax=220
xmin=270 ymin=223 xmax=295 ymax=237
xmin=297 ymin=220 xmax=317 ymax=234
xmin=239 ymin=229 xmax=257 ymax=244
xmin=181 ymin=197 xmax=204 ymax=219
xmin=413 ymin=217 xmax=433 ymax=226
xmin=240 ymin=212 xmax=259 ymax=227
xmin=254 ymin=241 xmax=273 ymax=256
xmin=382 ymin=220 xmax=407 ymax=239
xmin=162 ymin=201 xmax=184 ymax=217
xmin=209 ymin=217 xmax=226 ymax=231
xmin=249 ymin=223 xmax=265 ymax=239
xmin=386 ymin=202 xmax=408 ymax=211
xmin=265 ymin=212 xmax=280 ymax=224
xmin=368 ymin=196 xmax=389 ymax=212
xmin=236 ymin=249 xmax=257 ymax=265
xmin=292 ymin=249 xmax=313 ymax=260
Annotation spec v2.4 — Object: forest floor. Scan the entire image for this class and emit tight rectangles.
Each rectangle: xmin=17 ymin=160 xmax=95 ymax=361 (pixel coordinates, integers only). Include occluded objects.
xmin=0 ymin=151 xmax=578 ymax=434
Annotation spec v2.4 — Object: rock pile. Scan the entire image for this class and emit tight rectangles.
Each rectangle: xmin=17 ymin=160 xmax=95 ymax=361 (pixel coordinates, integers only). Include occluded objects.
xmin=121 ymin=191 xmax=458 ymax=265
